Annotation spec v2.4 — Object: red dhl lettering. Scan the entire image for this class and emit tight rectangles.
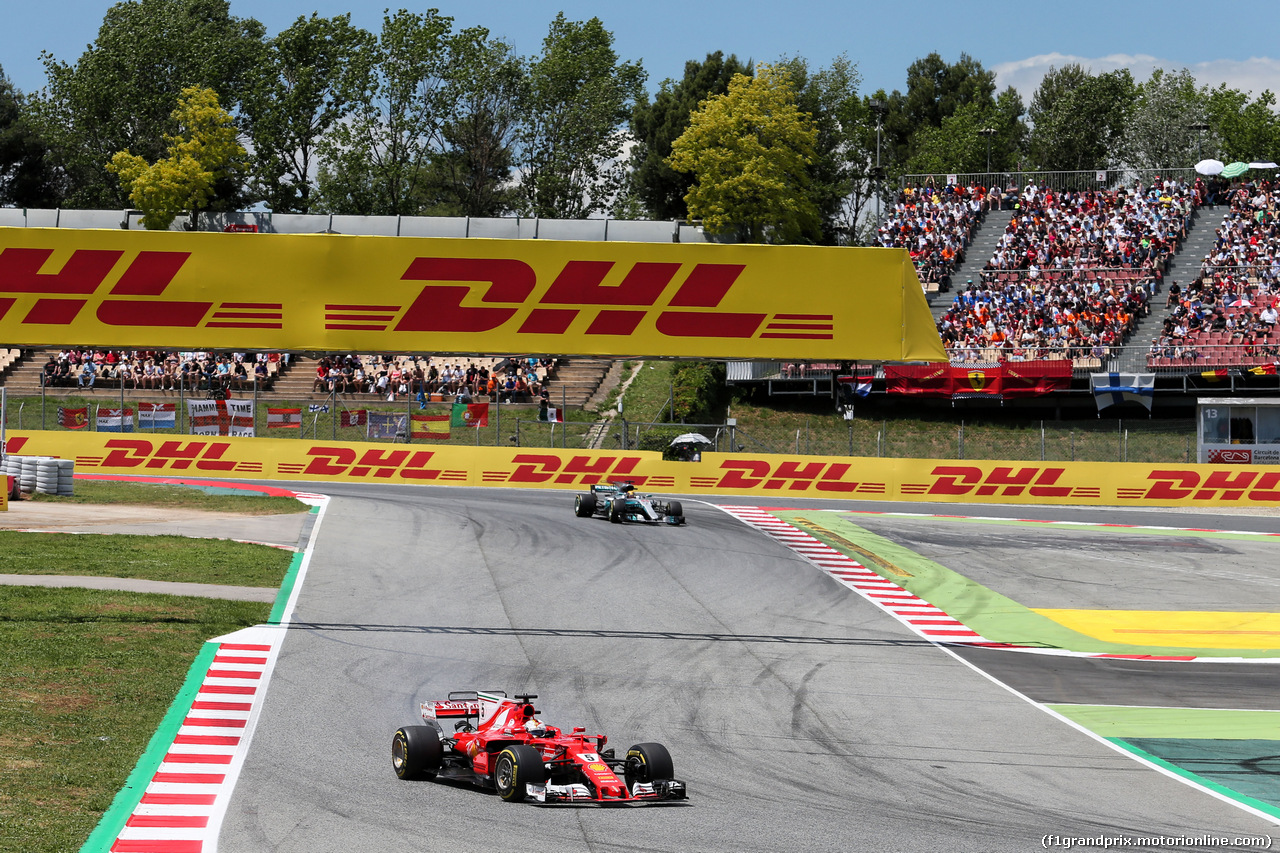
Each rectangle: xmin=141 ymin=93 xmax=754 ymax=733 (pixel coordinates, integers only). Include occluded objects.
xmin=0 ymin=248 xmax=210 ymax=327
xmin=507 ymin=454 xmax=643 ymax=485
xmin=0 ymin=249 xmax=789 ymax=340
xmin=303 ymin=447 xmax=440 ymax=479
xmin=100 ymin=439 xmax=234 ymax=471
xmin=715 ymin=460 xmax=859 ymax=492
xmin=395 ymin=257 xmax=760 ymax=338
xmin=1146 ymin=469 xmax=1280 ymax=502
xmin=927 ymin=465 xmax=1071 ymax=497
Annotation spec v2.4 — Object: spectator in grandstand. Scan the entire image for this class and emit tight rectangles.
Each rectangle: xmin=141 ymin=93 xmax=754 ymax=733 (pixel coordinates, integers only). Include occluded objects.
xmin=313 ymin=358 xmax=331 ymax=393
xmin=77 ymin=359 xmax=96 ymax=389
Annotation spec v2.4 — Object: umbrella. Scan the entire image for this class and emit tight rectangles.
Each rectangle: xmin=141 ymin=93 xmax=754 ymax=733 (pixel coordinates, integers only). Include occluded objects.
xmin=1250 ymin=161 xmax=1279 ymax=170
xmin=1195 ymin=158 xmax=1224 ymax=176
xmin=1221 ymin=161 xmax=1249 ymax=178
xmin=669 ymin=433 xmax=712 ymax=446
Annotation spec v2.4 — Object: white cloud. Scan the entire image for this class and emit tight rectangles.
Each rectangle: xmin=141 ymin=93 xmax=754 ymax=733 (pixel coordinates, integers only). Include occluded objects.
xmin=993 ymin=53 xmax=1280 ymax=101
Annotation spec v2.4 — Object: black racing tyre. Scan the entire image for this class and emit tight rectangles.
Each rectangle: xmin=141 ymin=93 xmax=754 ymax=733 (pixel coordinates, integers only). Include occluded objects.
xmin=494 ymin=744 xmax=546 ymax=802
xmin=392 ymin=725 xmax=443 ymax=780
xmin=624 ymin=742 xmax=674 ymax=788
xmin=609 ymin=499 xmax=625 ymax=524
xmin=666 ymin=501 xmax=683 ymax=518
xmin=575 ymin=492 xmax=597 ymax=517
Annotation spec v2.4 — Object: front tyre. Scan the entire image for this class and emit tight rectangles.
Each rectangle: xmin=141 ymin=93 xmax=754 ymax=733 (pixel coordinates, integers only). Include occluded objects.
xmin=392 ymin=726 xmax=443 ymax=780
xmin=624 ymin=742 xmax=674 ymax=788
xmin=609 ymin=499 xmax=625 ymax=524
xmin=666 ymin=501 xmax=683 ymax=518
xmin=494 ymin=744 xmax=546 ymax=802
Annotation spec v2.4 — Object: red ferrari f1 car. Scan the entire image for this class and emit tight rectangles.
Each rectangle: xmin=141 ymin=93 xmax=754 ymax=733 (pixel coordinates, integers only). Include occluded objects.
xmin=392 ymin=690 xmax=687 ymax=805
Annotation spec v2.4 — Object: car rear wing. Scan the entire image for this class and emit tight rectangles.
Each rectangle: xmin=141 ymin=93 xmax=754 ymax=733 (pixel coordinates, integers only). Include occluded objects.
xmin=421 ymin=690 xmax=507 ymax=724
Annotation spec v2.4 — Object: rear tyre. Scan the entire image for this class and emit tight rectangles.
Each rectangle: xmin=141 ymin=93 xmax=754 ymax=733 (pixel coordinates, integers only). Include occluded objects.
xmin=575 ymin=492 xmax=597 ymax=517
xmin=609 ymin=499 xmax=625 ymax=524
xmin=392 ymin=726 xmax=443 ymax=780
xmin=494 ymin=744 xmax=546 ymax=802
xmin=624 ymin=742 xmax=674 ymax=788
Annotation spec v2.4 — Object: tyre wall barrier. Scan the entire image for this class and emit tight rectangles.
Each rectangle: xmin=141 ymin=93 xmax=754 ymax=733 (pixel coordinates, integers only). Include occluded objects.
xmin=6 ymin=430 xmax=1280 ymax=508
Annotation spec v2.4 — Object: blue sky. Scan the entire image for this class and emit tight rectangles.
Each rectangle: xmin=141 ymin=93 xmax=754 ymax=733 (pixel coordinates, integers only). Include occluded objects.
xmin=3 ymin=0 xmax=1279 ymax=103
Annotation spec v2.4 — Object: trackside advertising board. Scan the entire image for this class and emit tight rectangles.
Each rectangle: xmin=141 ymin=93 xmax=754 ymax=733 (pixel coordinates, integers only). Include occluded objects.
xmin=0 ymin=228 xmax=945 ymax=361
xmin=7 ymin=432 xmax=1280 ymax=508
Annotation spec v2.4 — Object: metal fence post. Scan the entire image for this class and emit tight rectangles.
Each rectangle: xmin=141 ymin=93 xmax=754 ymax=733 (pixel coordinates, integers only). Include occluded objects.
xmin=1040 ymin=420 xmax=1046 ymax=461
xmin=958 ymin=421 xmax=965 ymax=459
xmin=40 ymin=370 xmax=46 ymax=430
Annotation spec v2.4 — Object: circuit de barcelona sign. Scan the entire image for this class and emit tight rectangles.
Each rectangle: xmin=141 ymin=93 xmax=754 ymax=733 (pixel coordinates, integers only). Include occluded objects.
xmin=0 ymin=228 xmax=945 ymax=361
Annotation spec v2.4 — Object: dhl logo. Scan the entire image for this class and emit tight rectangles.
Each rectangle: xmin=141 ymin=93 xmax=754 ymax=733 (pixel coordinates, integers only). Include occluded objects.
xmin=920 ymin=464 xmax=1280 ymax=501
xmin=0 ymin=248 xmax=832 ymax=340
xmin=87 ymin=439 xmax=245 ymax=471
xmin=0 ymin=248 xmax=281 ymax=329
xmin=692 ymin=460 xmax=886 ymax=493
xmin=501 ymin=454 xmax=649 ymax=485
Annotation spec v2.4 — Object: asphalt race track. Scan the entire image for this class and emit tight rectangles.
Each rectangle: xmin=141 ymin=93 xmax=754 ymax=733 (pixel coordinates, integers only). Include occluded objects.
xmin=219 ymin=487 xmax=1280 ymax=852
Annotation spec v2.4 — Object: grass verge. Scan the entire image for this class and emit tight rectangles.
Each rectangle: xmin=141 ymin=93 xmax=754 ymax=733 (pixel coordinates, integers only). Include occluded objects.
xmin=29 ymin=478 xmax=306 ymax=514
xmin=0 ymin=587 xmax=270 ymax=853
xmin=0 ymin=532 xmax=294 ymax=587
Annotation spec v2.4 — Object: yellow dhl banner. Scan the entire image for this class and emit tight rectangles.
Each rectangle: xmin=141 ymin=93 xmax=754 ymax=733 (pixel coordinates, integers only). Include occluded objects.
xmin=8 ymin=431 xmax=1280 ymax=508
xmin=0 ymin=228 xmax=945 ymax=361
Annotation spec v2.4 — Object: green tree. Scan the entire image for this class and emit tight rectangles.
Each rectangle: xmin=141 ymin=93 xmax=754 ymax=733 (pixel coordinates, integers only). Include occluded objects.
xmin=241 ymin=13 xmax=374 ymax=214
xmin=668 ymin=64 xmax=818 ymax=243
xmin=1206 ymin=85 xmax=1277 ymax=164
xmin=417 ymin=27 xmax=524 ymax=217
xmin=516 ymin=13 xmax=646 ymax=219
xmin=779 ymin=54 xmax=877 ymax=244
xmin=1027 ymin=66 xmax=1135 ymax=171
xmin=906 ymin=86 xmax=1025 ymax=175
xmin=0 ymin=66 xmax=61 ymax=207
xmin=33 ymin=0 xmax=264 ymax=208
xmin=107 ymin=86 xmax=249 ymax=230
xmin=629 ymin=51 xmax=750 ymax=220
xmin=881 ymin=52 xmax=997 ymax=167
xmin=1121 ymin=68 xmax=1209 ymax=170
xmin=314 ymin=9 xmax=454 ymax=216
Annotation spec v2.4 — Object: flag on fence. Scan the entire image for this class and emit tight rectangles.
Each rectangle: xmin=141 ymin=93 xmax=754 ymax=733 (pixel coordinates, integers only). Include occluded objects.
xmin=138 ymin=402 xmax=176 ymax=429
xmin=451 ymin=402 xmax=489 ymax=428
xmin=1090 ymin=373 xmax=1155 ymax=412
xmin=884 ymin=364 xmax=950 ymax=396
xmin=225 ymin=400 xmax=255 ymax=436
xmin=267 ymin=408 xmax=302 ymax=429
xmin=57 ymin=406 xmax=88 ymax=430
xmin=1245 ymin=363 xmax=1278 ymax=376
xmin=308 ymin=404 xmax=330 ymax=413
xmin=884 ymin=361 xmax=1070 ymax=400
xmin=95 ymin=406 xmax=135 ymax=432
xmin=188 ymin=399 xmax=256 ymax=436
xmin=950 ymin=361 xmax=1003 ymax=400
xmin=1001 ymin=359 xmax=1073 ymax=398
xmin=411 ymin=413 xmax=451 ymax=439
xmin=547 ymin=406 xmax=563 ymax=423
xmin=841 ymin=375 xmax=874 ymax=397
xmin=340 ymin=409 xmax=368 ymax=427
xmin=368 ymin=412 xmax=406 ymax=440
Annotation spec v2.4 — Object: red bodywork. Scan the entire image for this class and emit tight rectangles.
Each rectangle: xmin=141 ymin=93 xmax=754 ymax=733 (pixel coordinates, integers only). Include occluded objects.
xmin=421 ymin=691 xmax=684 ymax=804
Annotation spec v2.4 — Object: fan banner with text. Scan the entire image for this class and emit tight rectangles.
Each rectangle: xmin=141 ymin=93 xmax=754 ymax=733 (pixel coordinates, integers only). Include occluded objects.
xmin=0 ymin=228 xmax=945 ymax=361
